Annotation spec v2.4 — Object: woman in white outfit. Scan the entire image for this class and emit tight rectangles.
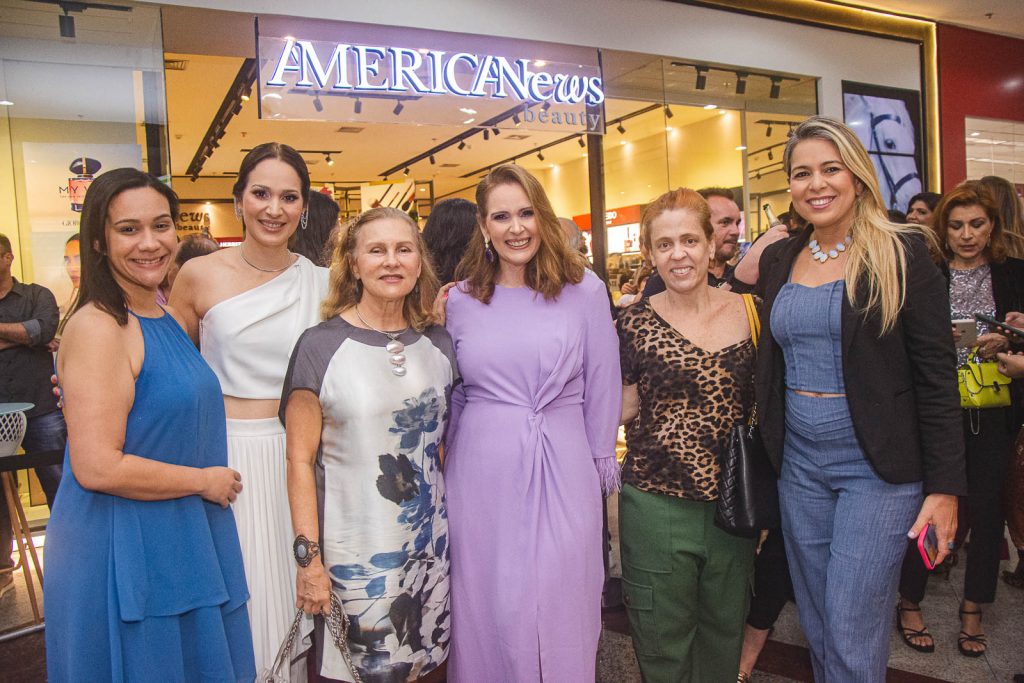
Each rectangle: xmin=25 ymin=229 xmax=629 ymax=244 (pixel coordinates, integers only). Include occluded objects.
xmin=170 ymin=142 xmax=328 ymax=677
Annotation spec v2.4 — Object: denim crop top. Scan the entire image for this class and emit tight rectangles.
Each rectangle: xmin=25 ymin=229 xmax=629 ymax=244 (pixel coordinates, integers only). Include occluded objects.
xmin=770 ymin=280 xmax=846 ymax=393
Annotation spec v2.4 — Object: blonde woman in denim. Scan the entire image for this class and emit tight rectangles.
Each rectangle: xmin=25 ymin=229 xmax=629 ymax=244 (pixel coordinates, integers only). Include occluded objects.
xmin=753 ymin=117 xmax=965 ymax=682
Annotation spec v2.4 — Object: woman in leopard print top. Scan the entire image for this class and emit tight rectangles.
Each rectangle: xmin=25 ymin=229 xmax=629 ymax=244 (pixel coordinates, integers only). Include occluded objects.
xmin=617 ymin=188 xmax=758 ymax=682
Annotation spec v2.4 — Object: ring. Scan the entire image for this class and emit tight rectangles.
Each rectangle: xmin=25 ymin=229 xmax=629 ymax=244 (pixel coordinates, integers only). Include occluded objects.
xmin=947 ymin=541 xmax=956 ymax=551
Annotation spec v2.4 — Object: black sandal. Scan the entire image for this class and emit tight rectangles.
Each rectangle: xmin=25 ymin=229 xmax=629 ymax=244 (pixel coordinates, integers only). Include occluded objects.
xmin=958 ymin=605 xmax=987 ymax=658
xmin=896 ymin=602 xmax=934 ymax=653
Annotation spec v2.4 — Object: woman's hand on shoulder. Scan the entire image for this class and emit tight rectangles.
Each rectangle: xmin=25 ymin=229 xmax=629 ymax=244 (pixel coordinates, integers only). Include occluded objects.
xmin=433 ymin=282 xmax=457 ymax=325
xmin=199 ymin=466 xmax=242 ymax=508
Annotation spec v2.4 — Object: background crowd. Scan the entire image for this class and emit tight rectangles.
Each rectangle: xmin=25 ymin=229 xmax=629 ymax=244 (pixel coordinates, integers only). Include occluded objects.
xmin=0 ymin=113 xmax=1022 ymax=683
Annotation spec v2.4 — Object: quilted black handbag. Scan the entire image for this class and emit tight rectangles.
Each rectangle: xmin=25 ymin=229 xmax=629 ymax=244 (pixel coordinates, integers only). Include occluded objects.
xmin=714 ymin=294 xmax=781 ymax=538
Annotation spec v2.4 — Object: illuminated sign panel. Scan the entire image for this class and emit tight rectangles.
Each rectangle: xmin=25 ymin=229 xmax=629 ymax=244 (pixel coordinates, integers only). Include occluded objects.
xmin=257 ymin=24 xmax=605 ymax=133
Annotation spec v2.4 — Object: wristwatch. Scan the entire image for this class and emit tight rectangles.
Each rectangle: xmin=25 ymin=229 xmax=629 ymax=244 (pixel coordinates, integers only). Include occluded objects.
xmin=293 ymin=535 xmax=321 ymax=568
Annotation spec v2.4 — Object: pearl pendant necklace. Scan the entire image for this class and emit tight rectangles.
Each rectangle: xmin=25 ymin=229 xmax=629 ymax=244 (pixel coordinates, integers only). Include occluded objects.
xmin=354 ymin=306 xmax=409 ymax=377
xmin=808 ymin=235 xmax=852 ymax=263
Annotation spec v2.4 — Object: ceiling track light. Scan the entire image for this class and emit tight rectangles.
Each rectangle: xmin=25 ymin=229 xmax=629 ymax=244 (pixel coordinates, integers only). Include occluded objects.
xmin=325 ymin=154 xmax=334 ymax=166
xmin=537 ymin=151 xmax=545 ymax=162
xmin=512 ymin=113 xmax=521 ymax=125
xmin=770 ymin=77 xmax=782 ymax=99
xmin=542 ymin=101 xmax=551 ymax=111
xmin=767 ymin=149 xmax=774 ymax=161
xmin=354 ymin=97 xmax=362 ymax=114
xmin=59 ymin=10 xmax=75 ymax=38
xmin=695 ymin=66 xmax=708 ymax=91
xmin=735 ymin=72 xmax=748 ymax=96
xmin=313 ymin=94 xmax=323 ymax=112
xmin=457 ymin=140 xmax=466 ymax=150
xmin=578 ymin=136 xmax=586 ymax=148
xmin=429 ymin=154 xmax=436 ymax=165
xmin=492 ymin=127 xmax=500 ymax=136
xmin=616 ymin=122 xmax=626 ymax=135
xmin=403 ymin=167 xmax=410 ymax=176
xmin=393 ymin=100 xmax=404 ymax=115
xmin=483 ymin=129 xmax=490 ymax=141
xmin=766 ymin=124 xmax=773 ymax=137
xmin=664 ymin=105 xmax=674 ymax=119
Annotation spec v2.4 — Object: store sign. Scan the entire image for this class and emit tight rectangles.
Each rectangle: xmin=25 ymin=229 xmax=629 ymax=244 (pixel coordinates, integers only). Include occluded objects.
xmin=265 ymin=39 xmax=605 ymax=106
xmin=257 ymin=26 xmax=605 ymax=133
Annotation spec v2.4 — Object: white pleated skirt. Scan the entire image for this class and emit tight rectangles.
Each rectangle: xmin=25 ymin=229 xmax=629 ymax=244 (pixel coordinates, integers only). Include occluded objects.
xmin=227 ymin=417 xmax=311 ymax=681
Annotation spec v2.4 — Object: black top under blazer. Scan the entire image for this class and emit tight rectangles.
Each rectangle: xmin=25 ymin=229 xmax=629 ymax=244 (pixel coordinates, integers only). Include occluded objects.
xmin=753 ymin=226 xmax=967 ymax=496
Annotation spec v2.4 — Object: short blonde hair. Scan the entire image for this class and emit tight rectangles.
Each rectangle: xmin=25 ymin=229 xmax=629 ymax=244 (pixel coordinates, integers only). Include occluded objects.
xmin=321 ymin=207 xmax=439 ymax=331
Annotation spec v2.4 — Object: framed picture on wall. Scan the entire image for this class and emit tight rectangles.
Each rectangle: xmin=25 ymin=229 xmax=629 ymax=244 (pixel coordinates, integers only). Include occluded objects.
xmin=841 ymin=81 xmax=925 ymax=214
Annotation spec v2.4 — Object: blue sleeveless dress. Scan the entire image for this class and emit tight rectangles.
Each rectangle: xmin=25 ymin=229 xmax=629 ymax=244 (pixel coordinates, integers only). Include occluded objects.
xmin=45 ymin=311 xmax=256 ymax=682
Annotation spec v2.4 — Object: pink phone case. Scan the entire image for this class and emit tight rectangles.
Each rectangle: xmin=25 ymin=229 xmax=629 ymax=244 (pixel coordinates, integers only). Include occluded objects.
xmin=917 ymin=524 xmax=938 ymax=570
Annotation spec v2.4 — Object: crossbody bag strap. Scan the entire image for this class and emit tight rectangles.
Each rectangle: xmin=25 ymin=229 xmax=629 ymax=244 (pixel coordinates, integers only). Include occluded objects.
xmin=742 ymin=293 xmax=760 ymax=349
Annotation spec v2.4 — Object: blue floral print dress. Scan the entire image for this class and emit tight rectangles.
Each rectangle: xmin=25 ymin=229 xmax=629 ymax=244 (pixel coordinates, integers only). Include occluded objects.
xmin=281 ymin=317 xmax=458 ymax=682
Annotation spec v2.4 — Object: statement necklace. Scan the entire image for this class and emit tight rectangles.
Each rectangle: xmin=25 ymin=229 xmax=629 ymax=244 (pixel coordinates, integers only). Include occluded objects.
xmin=239 ymin=244 xmax=292 ymax=273
xmin=808 ymin=234 xmax=852 ymax=263
xmin=354 ymin=306 xmax=409 ymax=377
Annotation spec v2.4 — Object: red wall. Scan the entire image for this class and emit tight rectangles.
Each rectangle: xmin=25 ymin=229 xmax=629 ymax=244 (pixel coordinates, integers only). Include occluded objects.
xmin=937 ymin=24 xmax=1024 ymax=190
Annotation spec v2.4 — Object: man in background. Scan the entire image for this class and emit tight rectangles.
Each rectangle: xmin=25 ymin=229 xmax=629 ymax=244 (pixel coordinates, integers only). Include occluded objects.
xmin=0 ymin=233 xmax=65 ymax=597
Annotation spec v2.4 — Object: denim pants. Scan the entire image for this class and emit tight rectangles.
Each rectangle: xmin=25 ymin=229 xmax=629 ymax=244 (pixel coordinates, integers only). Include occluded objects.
xmin=1 ymin=410 xmax=65 ymax=568
xmin=779 ymin=393 xmax=921 ymax=683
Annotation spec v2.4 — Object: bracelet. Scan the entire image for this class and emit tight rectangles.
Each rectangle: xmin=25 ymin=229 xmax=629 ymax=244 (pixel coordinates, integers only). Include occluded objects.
xmin=293 ymin=534 xmax=321 ymax=568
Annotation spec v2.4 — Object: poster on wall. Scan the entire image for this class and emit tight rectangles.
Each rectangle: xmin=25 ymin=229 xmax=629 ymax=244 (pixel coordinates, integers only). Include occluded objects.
xmin=22 ymin=142 xmax=143 ymax=313
xmin=841 ymin=81 xmax=924 ymax=213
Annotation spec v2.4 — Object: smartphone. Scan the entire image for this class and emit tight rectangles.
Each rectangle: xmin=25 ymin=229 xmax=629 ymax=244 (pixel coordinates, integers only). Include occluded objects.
xmin=952 ymin=319 xmax=978 ymax=348
xmin=917 ymin=523 xmax=939 ymax=570
xmin=975 ymin=313 xmax=1024 ymax=341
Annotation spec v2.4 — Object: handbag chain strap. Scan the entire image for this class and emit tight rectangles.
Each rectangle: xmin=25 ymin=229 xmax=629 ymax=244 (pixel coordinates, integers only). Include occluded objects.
xmin=742 ymin=293 xmax=760 ymax=427
xmin=267 ymin=593 xmax=364 ymax=683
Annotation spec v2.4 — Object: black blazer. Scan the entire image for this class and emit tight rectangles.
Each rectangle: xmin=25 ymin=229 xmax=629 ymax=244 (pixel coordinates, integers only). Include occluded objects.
xmin=754 ymin=226 xmax=967 ymax=495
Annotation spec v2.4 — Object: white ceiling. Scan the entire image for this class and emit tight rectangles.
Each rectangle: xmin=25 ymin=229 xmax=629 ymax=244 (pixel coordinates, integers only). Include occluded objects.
xmin=836 ymin=0 xmax=1024 ymax=39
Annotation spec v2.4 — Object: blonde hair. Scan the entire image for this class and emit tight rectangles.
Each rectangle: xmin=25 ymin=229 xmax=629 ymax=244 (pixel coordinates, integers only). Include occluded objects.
xmin=321 ymin=207 xmax=439 ymax=331
xmin=639 ymin=188 xmax=713 ymax=255
xmin=784 ymin=116 xmax=923 ymax=334
xmin=456 ymin=164 xmax=586 ymax=304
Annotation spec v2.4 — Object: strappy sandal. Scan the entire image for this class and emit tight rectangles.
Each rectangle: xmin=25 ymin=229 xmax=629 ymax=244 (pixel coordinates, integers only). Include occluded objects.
xmin=896 ymin=602 xmax=934 ymax=653
xmin=737 ymin=673 xmax=751 ymax=683
xmin=958 ymin=605 xmax=987 ymax=658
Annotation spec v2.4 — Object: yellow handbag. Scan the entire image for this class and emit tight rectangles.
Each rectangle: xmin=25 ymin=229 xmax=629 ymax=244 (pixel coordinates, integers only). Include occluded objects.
xmin=958 ymin=348 xmax=1012 ymax=409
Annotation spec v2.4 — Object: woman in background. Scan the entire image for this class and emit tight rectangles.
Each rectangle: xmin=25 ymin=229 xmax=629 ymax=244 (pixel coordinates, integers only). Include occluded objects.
xmin=422 ymin=197 xmax=477 ymax=285
xmin=170 ymin=142 xmax=328 ymax=676
xmin=906 ymin=191 xmax=943 ymax=227
xmin=754 ymin=116 xmax=964 ymax=681
xmin=47 ymin=168 xmax=254 ymax=681
xmin=443 ymin=164 xmax=620 ymax=682
xmin=291 ymin=190 xmax=341 ymax=267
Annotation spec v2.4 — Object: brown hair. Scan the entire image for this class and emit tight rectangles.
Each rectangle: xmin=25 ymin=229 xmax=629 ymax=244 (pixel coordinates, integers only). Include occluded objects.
xmin=456 ymin=164 xmax=585 ymax=304
xmin=320 ymin=207 xmax=438 ymax=331
xmin=639 ymin=188 xmax=713 ymax=255
xmin=978 ymin=175 xmax=1024 ymax=259
xmin=931 ymin=181 xmax=1006 ymax=264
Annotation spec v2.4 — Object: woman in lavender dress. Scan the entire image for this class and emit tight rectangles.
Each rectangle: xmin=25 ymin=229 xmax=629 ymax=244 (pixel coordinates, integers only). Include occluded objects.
xmin=443 ymin=165 xmax=621 ymax=682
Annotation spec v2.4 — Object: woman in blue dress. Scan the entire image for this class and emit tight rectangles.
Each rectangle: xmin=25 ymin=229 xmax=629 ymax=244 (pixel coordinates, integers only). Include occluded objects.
xmin=46 ymin=168 xmax=255 ymax=682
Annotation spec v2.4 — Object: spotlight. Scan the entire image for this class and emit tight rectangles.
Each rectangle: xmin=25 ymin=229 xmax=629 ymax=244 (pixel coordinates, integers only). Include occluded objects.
xmin=766 ymin=124 xmax=773 ymax=137
xmin=735 ymin=72 xmax=747 ymax=95
xmin=354 ymin=97 xmax=362 ymax=114
xmin=537 ymin=151 xmax=545 ymax=162
xmin=578 ymin=137 xmax=586 ymax=148
xmin=59 ymin=11 xmax=75 ymax=38
xmin=458 ymin=140 xmax=466 ymax=150
xmin=325 ymin=154 xmax=334 ymax=166
xmin=542 ymin=101 xmax=551 ymax=111
xmin=393 ymin=100 xmax=404 ymax=115
xmin=664 ymin=105 xmax=674 ymax=119
xmin=403 ymin=167 xmax=410 ymax=176
xmin=616 ymin=122 xmax=626 ymax=135
xmin=512 ymin=113 xmax=521 ymax=125
xmin=695 ymin=66 xmax=708 ymax=91
xmin=492 ymin=127 xmax=500 ymax=136
xmin=770 ymin=77 xmax=782 ymax=99
xmin=313 ymin=94 xmax=323 ymax=112
xmin=483 ymin=129 xmax=490 ymax=141
xmin=429 ymin=154 xmax=436 ymax=165
xmin=767 ymin=149 xmax=774 ymax=161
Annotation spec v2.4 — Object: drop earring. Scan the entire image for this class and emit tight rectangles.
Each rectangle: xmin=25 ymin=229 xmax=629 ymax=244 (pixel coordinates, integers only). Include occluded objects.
xmin=234 ymin=204 xmax=242 ymax=220
xmin=300 ymin=209 xmax=309 ymax=230
xmin=484 ymin=236 xmax=495 ymax=263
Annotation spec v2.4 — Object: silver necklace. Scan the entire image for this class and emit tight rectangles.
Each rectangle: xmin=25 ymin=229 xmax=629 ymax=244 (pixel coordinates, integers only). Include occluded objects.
xmin=238 ymin=244 xmax=292 ymax=273
xmin=354 ymin=306 xmax=409 ymax=377
xmin=808 ymin=234 xmax=852 ymax=263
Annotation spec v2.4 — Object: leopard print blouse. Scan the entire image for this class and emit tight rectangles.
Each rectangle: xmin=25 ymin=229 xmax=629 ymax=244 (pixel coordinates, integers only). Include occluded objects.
xmin=617 ymin=297 xmax=757 ymax=501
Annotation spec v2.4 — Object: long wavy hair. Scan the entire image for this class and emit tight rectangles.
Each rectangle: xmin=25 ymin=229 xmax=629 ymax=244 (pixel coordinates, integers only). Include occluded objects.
xmin=321 ymin=207 xmax=438 ymax=331
xmin=74 ymin=168 xmax=179 ymax=327
xmin=783 ymin=116 xmax=923 ymax=334
xmin=930 ymin=181 xmax=1006 ymax=265
xmin=978 ymin=175 xmax=1024 ymax=259
xmin=456 ymin=164 xmax=586 ymax=304
xmin=422 ymin=197 xmax=477 ymax=284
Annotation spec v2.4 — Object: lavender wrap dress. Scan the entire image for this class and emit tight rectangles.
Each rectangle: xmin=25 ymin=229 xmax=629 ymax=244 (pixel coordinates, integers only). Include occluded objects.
xmin=444 ymin=271 xmax=622 ymax=682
